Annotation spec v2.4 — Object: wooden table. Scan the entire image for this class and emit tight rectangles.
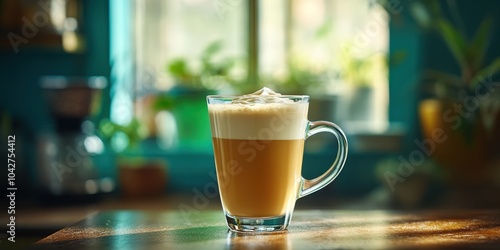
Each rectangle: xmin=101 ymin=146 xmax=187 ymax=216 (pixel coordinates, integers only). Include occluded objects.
xmin=30 ymin=210 xmax=500 ymax=249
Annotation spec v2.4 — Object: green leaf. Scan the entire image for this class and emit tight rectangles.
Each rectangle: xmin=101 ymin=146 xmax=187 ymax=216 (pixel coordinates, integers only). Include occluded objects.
xmin=424 ymin=0 xmax=442 ymax=16
xmin=168 ymin=59 xmax=189 ymax=78
xmin=468 ymin=16 xmax=492 ymax=72
xmin=410 ymin=0 xmax=441 ymax=24
xmin=315 ymin=18 xmax=332 ymax=39
xmin=409 ymin=1 xmax=432 ymax=28
xmin=470 ymin=58 xmax=500 ymax=88
xmin=201 ymin=41 xmax=223 ymax=60
xmin=153 ymin=95 xmax=176 ymax=111
xmin=436 ymin=18 xmax=468 ymax=70
xmin=98 ymin=119 xmax=116 ymax=139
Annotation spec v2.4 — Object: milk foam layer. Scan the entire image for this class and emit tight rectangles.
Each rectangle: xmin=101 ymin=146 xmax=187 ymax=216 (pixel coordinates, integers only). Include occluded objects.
xmin=231 ymin=87 xmax=294 ymax=105
xmin=209 ymin=88 xmax=308 ymax=140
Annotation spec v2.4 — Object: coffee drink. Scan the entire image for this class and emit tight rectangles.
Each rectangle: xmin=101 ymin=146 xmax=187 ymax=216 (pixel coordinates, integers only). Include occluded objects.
xmin=209 ymin=93 xmax=308 ymax=217
xmin=212 ymin=138 xmax=304 ymax=217
xmin=208 ymin=87 xmax=348 ymax=232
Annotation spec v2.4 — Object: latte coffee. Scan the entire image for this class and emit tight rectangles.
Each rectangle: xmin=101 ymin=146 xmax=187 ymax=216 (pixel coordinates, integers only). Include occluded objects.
xmin=209 ymin=100 xmax=308 ymax=217
xmin=208 ymin=88 xmax=348 ymax=232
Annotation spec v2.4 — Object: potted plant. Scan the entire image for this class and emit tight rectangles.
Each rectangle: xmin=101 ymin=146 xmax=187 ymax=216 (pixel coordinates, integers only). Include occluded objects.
xmin=98 ymin=118 xmax=168 ymax=199
xmin=166 ymin=41 xmax=235 ymax=91
xmin=411 ymin=1 xmax=500 ymax=185
xmin=375 ymin=157 xmax=443 ymax=209
xmin=337 ymin=44 xmax=390 ymax=123
xmin=157 ymin=41 xmax=241 ymax=150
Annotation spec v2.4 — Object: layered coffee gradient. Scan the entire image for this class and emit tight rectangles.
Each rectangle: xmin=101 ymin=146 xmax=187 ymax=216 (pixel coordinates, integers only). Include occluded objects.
xmin=208 ymin=88 xmax=308 ymax=217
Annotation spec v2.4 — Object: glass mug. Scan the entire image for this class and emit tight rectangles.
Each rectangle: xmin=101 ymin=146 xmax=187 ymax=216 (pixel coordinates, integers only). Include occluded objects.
xmin=207 ymin=93 xmax=348 ymax=232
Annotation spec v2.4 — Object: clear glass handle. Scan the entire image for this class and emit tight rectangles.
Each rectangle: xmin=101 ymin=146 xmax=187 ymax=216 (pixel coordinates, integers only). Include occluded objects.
xmin=299 ymin=121 xmax=348 ymax=198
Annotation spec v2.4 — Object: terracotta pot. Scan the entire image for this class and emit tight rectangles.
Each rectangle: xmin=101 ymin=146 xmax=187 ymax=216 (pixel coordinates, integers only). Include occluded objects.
xmin=418 ymin=99 xmax=490 ymax=184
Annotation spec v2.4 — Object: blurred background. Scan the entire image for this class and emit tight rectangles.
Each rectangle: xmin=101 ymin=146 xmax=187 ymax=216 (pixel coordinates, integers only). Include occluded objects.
xmin=0 ymin=0 xmax=499 ymax=246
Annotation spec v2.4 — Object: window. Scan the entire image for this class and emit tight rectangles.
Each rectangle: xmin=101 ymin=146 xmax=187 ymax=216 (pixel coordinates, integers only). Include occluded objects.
xmin=111 ymin=0 xmax=390 ymax=150
xmin=134 ymin=0 xmax=247 ymax=93
xmin=259 ymin=0 xmax=389 ymax=127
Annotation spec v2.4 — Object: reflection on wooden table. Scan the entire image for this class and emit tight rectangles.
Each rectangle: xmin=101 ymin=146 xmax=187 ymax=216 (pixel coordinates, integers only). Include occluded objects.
xmin=30 ymin=210 xmax=500 ymax=249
